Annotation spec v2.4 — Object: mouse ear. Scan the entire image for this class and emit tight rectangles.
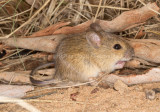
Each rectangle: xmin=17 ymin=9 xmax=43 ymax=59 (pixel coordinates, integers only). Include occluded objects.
xmin=86 ymin=31 xmax=101 ymax=48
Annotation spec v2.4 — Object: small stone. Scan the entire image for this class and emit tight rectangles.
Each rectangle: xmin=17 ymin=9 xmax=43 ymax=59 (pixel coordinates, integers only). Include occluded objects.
xmin=145 ymin=89 xmax=156 ymax=100
xmin=114 ymin=80 xmax=129 ymax=94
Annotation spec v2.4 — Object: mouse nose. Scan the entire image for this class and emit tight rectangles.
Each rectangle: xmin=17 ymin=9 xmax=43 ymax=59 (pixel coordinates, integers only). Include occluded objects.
xmin=124 ymin=47 xmax=134 ymax=59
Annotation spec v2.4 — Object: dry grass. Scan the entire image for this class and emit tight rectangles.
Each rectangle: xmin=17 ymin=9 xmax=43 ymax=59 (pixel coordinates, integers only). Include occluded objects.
xmin=0 ymin=0 xmax=159 ymax=38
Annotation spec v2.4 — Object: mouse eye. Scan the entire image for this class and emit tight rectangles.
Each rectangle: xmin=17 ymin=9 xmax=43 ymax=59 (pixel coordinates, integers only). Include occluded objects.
xmin=113 ymin=44 xmax=122 ymax=50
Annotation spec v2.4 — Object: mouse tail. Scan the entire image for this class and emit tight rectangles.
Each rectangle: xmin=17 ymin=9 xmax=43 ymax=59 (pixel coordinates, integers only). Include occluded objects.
xmin=30 ymin=62 xmax=58 ymax=86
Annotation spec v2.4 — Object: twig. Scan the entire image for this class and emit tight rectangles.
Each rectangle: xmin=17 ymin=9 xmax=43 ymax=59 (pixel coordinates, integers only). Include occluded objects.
xmin=0 ymin=96 xmax=41 ymax=112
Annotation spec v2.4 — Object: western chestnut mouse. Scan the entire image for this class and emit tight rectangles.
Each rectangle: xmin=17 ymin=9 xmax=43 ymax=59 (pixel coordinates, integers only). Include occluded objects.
xmin=30 ymin=23 xmax=134 ymax=86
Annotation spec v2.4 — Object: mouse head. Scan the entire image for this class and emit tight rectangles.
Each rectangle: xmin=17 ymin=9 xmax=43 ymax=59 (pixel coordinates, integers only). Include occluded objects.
xmin=86 ymin=23 xmax=134 ymax=71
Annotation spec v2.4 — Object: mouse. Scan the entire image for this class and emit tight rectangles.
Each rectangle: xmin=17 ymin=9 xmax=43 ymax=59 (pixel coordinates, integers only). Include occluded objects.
xmin=30 ymin=23 xmax=134 ymax=86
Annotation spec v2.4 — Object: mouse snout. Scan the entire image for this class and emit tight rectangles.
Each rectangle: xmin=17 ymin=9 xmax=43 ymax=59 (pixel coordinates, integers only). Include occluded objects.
xmin=124 ymin=47 xmax=134 ymax=60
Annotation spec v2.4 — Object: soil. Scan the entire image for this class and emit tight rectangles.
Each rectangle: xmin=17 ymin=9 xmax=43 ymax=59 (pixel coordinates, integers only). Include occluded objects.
xmin=0 ymin=82 xmax=160 ymax=112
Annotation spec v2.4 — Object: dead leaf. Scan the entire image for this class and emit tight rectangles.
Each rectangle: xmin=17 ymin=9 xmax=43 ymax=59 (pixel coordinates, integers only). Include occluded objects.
xmin=90 ymin=88 xmax=99 ymax=94
xmin=70 ymin=92 xmax=80 ymax=101
xmin=134 ymin=27 xmax=145 ymax=39
xmin=25 ymin=0 xmax=41 ymax=9
xmin=105 ymin=68 xmax=160 ymax=86
xmin=29 ymin=22 xmax=70 ymax=37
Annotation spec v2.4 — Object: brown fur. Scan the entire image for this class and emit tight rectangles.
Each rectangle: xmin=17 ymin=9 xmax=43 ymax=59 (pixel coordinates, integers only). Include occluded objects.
xmin=30 ymin=23 xmax=134 ymax=86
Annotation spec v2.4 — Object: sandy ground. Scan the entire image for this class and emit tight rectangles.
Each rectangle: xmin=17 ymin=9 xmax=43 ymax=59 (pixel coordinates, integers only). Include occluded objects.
xmin=0 ymin=82 xmax=160 ymax=112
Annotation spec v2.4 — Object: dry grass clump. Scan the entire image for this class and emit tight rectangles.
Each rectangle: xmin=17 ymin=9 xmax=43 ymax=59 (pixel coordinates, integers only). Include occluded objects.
xmin=0 ymin=0 xmax=159 ymax=38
